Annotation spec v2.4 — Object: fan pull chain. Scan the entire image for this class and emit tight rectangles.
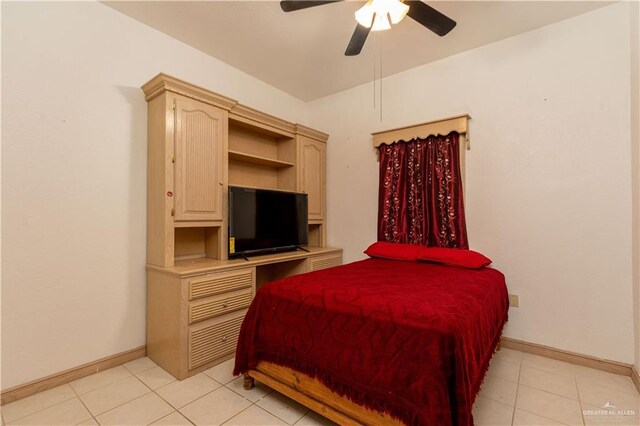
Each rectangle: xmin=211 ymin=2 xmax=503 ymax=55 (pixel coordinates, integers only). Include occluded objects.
xmin=380 ymin=34 xmax=383 ymax=122
xmin=371 ymin=31 xmax=384 ymax=122
xmin=373 ymin=31 xmax=377 ymax=109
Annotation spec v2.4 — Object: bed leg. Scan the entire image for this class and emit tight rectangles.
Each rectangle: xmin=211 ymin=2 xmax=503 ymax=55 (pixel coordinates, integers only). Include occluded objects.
xmin=243 ymin=374 xmax=255 ymax=390
xmin=497 ymin=338 xmax=502 ymax=351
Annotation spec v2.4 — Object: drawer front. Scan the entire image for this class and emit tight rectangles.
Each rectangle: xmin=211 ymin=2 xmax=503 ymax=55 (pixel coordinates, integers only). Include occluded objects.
xmin=309 ymin=253 xmax=342 ymax=272
xmin=189 ymin=287 xmax=253 ymax=324
xmin=188 ymin=268 xmax=254 ymax=300
xmin=188 ymin=311 xmax=245 ymax=370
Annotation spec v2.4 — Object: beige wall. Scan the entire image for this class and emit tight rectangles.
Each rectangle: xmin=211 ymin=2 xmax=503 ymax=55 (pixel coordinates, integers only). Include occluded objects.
xmin=309 ymin=3 xmax=635 ymax=364
xmin=631 ymin=0 xmax=640 ymax=372
xmin=0 ymin=1 xmax=307 ymax=389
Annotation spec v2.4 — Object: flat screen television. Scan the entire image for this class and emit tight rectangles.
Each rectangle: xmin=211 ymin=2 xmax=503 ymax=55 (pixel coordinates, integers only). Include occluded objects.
xmin=228 ymin=186 xmax=308 ymax=257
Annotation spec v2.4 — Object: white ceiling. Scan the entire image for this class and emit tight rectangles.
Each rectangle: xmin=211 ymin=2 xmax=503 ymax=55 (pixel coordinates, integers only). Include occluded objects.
xmin=104 ymin=0 xmax=612 ymax=101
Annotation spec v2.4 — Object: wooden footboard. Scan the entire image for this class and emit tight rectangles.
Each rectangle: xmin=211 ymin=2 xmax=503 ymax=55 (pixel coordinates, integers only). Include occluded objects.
xmin=245 ymin=362 xmax=404 ymax=426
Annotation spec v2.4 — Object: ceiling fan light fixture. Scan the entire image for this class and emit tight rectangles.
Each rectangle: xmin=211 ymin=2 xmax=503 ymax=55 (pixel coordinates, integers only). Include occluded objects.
xmin=355 ymin=0 xmax=409 ymax=31
xmin=372 ymin=13 xmax=392 ymax=31
xmin=355 ymin=0 xmax=375 ymax=28
xmin=280 ymin=0 xmax=457 ymax=57
xmin=386 ymin=0 xmax=409 ymax=24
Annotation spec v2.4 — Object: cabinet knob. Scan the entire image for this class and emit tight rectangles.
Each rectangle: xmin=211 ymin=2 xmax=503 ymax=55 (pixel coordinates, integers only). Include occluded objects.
xmin=222 ymin=302 xmax=228 ymax=308
xmin=219 ymin=181 xmax=223 ymax=186
xmin=221 ymin=336 xmax=227 ymax=342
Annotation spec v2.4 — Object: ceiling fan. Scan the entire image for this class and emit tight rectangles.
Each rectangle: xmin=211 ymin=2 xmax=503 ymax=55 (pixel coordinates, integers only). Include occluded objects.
xmin=280 ymin=0 xmax=457 ymax=56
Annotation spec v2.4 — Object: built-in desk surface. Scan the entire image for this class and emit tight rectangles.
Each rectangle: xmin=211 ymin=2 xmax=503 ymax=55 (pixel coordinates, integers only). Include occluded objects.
xmin=147 ymin=246 xmax=342 ymax=277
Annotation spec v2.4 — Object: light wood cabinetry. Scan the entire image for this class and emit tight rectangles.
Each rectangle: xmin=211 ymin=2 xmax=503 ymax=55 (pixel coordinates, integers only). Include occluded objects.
xmin=143 ymin=75 xmax=236 ymax=268
xmin=299 ymin=137 xmax=326 ymax=221
xmin=174 ymin=97 xmax=226 ymax=222
xmin=142 ymin=74 xmax=340 ymax=380
xmin=147 ymin=247 xmax=342 ymax=379
xmin=309 ymin=252 xmax=342 ymax=272
xmin=146 ymin=267 xmax=255 ymax=379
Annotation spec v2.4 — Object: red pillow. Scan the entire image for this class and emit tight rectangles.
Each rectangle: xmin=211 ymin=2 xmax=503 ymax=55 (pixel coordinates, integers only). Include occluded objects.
xmin=364 ymin=242 xmax=421 ymax=261
xmin=418 ymin=247 xmax=492 ymax=269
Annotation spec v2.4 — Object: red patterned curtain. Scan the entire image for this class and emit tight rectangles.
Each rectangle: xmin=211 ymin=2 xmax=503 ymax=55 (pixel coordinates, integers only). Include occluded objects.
xmin=378 ymin=131 xmax=468 ymax=249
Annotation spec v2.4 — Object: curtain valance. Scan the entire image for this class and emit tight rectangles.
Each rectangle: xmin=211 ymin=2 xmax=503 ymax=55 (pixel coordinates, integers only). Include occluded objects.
xmin=372 ymin=114 xmax=471 ymax=149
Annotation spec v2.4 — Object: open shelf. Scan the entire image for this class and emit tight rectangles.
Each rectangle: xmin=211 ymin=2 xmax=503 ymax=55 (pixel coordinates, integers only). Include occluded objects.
xmin=174 ymin=226 xmax=222 ymax=262
xmin=256 ymin=259 xmax=308 ymax=289
xmin=228 ymin=150 xmax=294 ymax=168
xmin=308 ymin=223 xmax=324 ymax=247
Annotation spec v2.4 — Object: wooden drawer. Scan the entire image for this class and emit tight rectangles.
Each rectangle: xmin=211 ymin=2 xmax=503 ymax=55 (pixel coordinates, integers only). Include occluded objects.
xmin=189 ymin=287 xmax=253 ymax=324
xmin=309 ymin=253 xmax=342 ymax=272
xmin=188 ymin=268 xmax=254 ymax=300
xmin=188 ymin=310 xmax=245 ymax=370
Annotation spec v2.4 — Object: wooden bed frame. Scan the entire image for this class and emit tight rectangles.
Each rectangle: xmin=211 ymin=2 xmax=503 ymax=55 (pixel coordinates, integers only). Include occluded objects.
xmin=243 ymin=362 xmax=404 ymax=426
xmin=243 ymin=341 xmax=502 ymax=425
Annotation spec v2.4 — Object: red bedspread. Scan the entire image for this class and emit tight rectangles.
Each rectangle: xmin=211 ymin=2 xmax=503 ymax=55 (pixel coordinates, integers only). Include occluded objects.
xmin=234 ymin=258 xmax=508 ymax=426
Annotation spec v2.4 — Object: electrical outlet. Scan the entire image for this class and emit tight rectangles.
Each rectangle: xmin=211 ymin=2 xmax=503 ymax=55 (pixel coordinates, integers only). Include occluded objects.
xmin=509 ymin=294 xmax=519 ymax=307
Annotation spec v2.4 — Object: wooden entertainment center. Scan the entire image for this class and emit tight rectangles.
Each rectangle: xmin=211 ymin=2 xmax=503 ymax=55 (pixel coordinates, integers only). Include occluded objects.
xmin=142 ymin=74 xmax=342 ymax=380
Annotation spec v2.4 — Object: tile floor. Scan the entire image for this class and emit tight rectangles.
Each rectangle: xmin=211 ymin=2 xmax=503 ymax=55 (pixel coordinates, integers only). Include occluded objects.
xmin=1 ymin=349 xmax=638 ymax=425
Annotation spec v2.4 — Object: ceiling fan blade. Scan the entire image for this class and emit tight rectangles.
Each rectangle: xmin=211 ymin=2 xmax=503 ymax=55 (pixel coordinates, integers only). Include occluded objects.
xmin=405 ymin=1 xmax=456 ymax=36
xmin=280 ymin=1 xmax=343 ymax=12
xmin=345 ymin=23 xmax=371 ymax=56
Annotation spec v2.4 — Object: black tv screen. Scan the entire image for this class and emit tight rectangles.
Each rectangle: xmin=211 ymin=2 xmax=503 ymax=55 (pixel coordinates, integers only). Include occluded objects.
xmin=228 ymin=186 xmax=308 ymax=257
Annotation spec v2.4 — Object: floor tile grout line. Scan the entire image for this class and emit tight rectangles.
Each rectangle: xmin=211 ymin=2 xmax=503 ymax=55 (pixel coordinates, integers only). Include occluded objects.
xmin=575 ymin=373 xmax=640 ymax=396
xmin=122 ymin=359 xmax=159 ymax=376
xmin=3 ymin=398 xmax=95 ymax=426
xmin=515 ymin=381 xmax=585 ymax=425
xmin=3 ymin=384 xmax=82 ymax=424
xmin=90 ymin=389 xmax=154 ymax=420
xmin=478 ymin=394 xmax=514 ymax=409
xmin=70 ymin=385 xmax=99 ymax=425
xmin=492 ymin=356 xmax=523 ymax=368
xmin=151 ymin=410 xmax=194 ymax=426
xmin=217 ymin=379 xmax=292 ymax=425
xmin=514 ymin=407 xmax=574 ymax=426
xmin=517 ymin=374 xmax=581 ymax=401
xmin=517 ymin=383 xmax=583 ymax=403
xmin=71 ymin=369 xmax=135 ymax=397
xmin=162 ymin=379 xmax=233 ymax=414
xmin=130 ymin=398 xmax=175 ymax=426
xmin=227 ymin=378 xmax=274 ymax=399
xmin=93 ymin=390 xmax=180 ymax=426
xmin=223 ymin=378 xmax=273 ymax=403
xmin=139 ymin=369 xmax=252 ymax=424
xmin=153 ymin=385 xmax=211 ymax=416
xmin=485 ymin=364 xmax=520 ymax=384
xmin=519 ymin=359 xmax=581 ymax=425
xmin=75 ymin=373 xmax=155 ymax=421
xmin=260 ymin=406 xmax=309 ymax=426
xmin=141 ymin=372 xmax=256 ymax=424
xmin=219 ymin=402 xmax=259 ymax=426
xmin=242 ymin=386 xmax=309 ymax=425
xmin=509 ymin=357 xmax=523 ymax=425
xmin=519 ymin=364 xmax=575 ymax=380
xmin=574 ymin=366 xmax=587 ymax=426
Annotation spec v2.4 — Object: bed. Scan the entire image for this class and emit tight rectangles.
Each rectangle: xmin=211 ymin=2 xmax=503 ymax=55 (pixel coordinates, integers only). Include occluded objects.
xmin=234 ymin=258 xmax=508 ymax=426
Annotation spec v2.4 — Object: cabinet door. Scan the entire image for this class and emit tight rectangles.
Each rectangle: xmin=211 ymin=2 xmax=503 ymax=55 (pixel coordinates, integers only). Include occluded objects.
xmin=174 ymin=96 xmax=226 ymax=221
xmin=299 ymin=138 xmax=325 ymax=221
